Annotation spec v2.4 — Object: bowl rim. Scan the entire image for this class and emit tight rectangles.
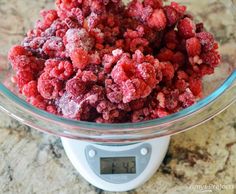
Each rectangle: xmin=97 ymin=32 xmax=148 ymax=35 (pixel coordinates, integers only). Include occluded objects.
xmin=0 ymin=71 xmax=235 ymax=131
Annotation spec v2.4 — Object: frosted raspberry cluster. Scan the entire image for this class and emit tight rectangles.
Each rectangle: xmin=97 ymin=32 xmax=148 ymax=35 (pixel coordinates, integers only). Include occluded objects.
xmin=8 ymin=0 xmax=221 ymax=123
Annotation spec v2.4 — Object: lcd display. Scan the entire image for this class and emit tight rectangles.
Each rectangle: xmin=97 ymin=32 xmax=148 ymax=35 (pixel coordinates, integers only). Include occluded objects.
xmin=100 ymin=157 xmax=136 ymax=174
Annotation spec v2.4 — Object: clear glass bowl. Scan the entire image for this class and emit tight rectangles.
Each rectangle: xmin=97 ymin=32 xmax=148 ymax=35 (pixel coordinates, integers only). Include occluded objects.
xmin=0 ymin=0 xmax=235 ymax=143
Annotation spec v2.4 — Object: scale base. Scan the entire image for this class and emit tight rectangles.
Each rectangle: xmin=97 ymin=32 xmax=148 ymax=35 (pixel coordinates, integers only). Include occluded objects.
xmin=61 ymin=136 xmax=170 ymax=192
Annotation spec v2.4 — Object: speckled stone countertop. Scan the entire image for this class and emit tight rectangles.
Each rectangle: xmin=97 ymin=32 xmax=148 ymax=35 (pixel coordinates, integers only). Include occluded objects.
xmin=0 ymin=0 xmax=236 ymax=193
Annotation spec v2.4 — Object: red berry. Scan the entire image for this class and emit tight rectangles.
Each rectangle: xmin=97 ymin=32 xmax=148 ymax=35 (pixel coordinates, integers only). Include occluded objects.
xmin=172 ymin=52 xmax=186 ymax=65
xmin=157 ymin=48 xmax=174 ymax=62
xmin=28 ymin=95 xmax=47 ymax=110
xmin=16 ymin=70 xmax=34 ymax=90
xmin=42 ymin=37 xmax=65 ymax=58
xmin=186 ymin=37 xmax=201 ymax=57
xmin=177 ymin=70 xmax=189 ymax=80
xmin=196 ymin=32 xmax=215 ymax=52
xmin=170 ymin=2 xmax=186 ymax=15
xmin=130 ymin=38 xmax=149 ymax=52
xmin=147 ymin=9 xmax=167 ymax=30
xmin=189 ymin=77 xmax=202 ymax=97
xmin=22 ymin=81 xmax=39 ymax=97
xmin=136 ymin=62 xmax=157 ymax=88
xmin=179 ymin=89 xmax=195 ymax=108
xmin=164 ymin=6 xmax=180 ymax=26
xmin=70 ymin=48 xmax=89 ymax=70
xmin=160 ymin=62 xmax=175 ymax=81
xmin=66 ymin=78 xmax=86 ymax=97
xmin=200 ymin=64 xmax=214 ymax=76
xmin=177 ymin=18 xmax=196 ymax=39
xmin=144 ymin=0 xmax=163 ymax=9
xmin=201 ymin=50 xmax=221 ymax=67
xmin=37 ymin=73 xmax=63 ymax=100
xmin=164 ymin=30 xmax=179 ymax=50
xmin=175 ymin=79 xmax=187 ymax=92
xmin=8 ymin=45 xmax=31 ymax=61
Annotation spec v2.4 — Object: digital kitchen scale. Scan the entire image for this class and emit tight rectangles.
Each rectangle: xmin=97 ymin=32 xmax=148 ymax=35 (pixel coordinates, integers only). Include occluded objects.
xmin=61 ymin=136 xmax=170 ymax=192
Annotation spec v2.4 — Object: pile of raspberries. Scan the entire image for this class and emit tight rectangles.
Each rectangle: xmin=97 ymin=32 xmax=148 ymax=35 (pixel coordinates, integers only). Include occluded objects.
xmin=8 ymin=0 xmax=221 ymax=123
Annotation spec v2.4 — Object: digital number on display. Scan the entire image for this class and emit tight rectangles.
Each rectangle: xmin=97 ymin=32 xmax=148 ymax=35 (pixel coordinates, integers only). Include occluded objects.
xmin=100 ymin=157 xmax=136 ymax=174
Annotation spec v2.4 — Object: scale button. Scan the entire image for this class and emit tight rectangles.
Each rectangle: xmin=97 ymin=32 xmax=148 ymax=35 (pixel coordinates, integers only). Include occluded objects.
xmin=140 ymin=148 xmax=148 ymax=156
xmin=88 ymin=149 xmax=96 ymax=158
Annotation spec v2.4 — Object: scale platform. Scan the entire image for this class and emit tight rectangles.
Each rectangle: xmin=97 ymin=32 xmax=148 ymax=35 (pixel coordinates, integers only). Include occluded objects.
xmin=61 ymin=136 xmax=170 ymax=192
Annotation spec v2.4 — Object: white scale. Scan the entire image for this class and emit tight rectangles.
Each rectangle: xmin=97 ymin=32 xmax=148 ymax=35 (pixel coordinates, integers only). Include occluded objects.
xmin=61 ymin=136 xmax=170 ymax=192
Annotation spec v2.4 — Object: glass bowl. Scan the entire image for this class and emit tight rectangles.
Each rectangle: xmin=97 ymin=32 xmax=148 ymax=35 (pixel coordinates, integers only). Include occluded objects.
xmin=0 ymin=0 xmax=235 ymax=143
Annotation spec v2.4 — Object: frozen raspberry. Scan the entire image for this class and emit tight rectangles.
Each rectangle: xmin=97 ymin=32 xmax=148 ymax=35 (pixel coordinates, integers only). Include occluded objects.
xmin=200 ymin=64 xmax=214 ymax=76
xmin=127 ymin=0 xmax=144 ymax=20
xmin=45 ymin=59 xmax=74 ymax=80
xmin=124 ymin=29 xmax=141 ymax=39
xmin=179 ymin=88 xmax=195 ymax=108
xmin=186 ymin=37 xmax=201 ymax=57
xmin=132 ymin=108 xmax=150 ymax=122
xmin=141 ymin=6 xmax=154 ymax=22
xmin=123 ymin=79 xmax=150 ymax=103
xmin=56 ymin=0 xmax=81 ymax=13
xmin=22 ymin=81 xmax=39 ymax=98
xmin=111 ymin=60 xmax=134 ymax=84
xmin=175 ymin=79 xmax=187 ymax=92
xmin=64 ymin=17 xmax=80 ymax=29
xmin=90 ymin=28 xmax=105 ymax=44
xmin=70 ymin=48 xmax=89 ymax=70
xmin=157 ymin=48 xmax=174 ymax=62
xmin=28 ymin=95 xmax=47 ymax=110
xmin=147 ymin=9 xmax=167 ymax=31
xmin=82 ymin=71 xmax=97 ymax=83
xmin=37 ymin=73 xmax=63 ymax=100
xmin=27 ymin=37 xmax=47 ymax=50
xmin=16 ymin=70 xmax=34 ymax=90
xmin=64 ymin=28 xmax=95 ymax=53
xmin=172 ymin=52 xmax=186 ymax=65
xmin=136 ymin=62 xmax=157 ymax=87
xmin=177 ymin=18 xmax=196 ymax=39
xmin=89 ymin=52 xmax=102 ymax=65
xmin=102 ymin=54 xmax=116 ymax=72
xmin=39 ymin=10 xmax=58 ymax=30
xmin=160 ymin=62 xmax=175 ymax=81
xmin=164 ymin=6 xmax=180 ymax=27
xmin=189 ymin=77 xmax=202 ymax=97
xmin=10 ymin=55 xmax=31 ymax=71
xmin=130 ymin=38 xmax=149 ymax=52
xmin=42 ymin=37 xmax=65 ymax=57
xmin=105 ymin=79 xmax=123 ymax=103
xmin=130 ymin=99 xmax=146 ymax=110
xmin=201 ymin=50 xmax=221 ymax=67
xmin=144 ymin=0 xmax=163 ymax=9
xmin=196 ymin=32 xmax=215 ymax=52
xmin=66 ymin=78 xmax=86 ymax=97
xmin=8 ymin=45 xmax=31 ymax=62
xmin=165 ymin=90 xmax=179 ymax=110
xmin=177 ymin=70 xmax=189 ymax=80
xmin=170 ymin=2 xmax=186 ymax=16
xmin=132 ymin=49 xmax=145 ymax=63
xmin=70 ymin=8 xmax=84 ymax=26
xmin=46 ymin=105 xmax=58 ymax=114
xmin=151 ymin=108 xmax=169 ymax=119
xmin=164 ymin=30 xmax=179 ymax=50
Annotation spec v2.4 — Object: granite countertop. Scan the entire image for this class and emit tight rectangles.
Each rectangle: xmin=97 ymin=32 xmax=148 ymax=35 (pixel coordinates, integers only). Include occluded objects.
xmin=0 ymin=0 xmax=236 ymax=193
